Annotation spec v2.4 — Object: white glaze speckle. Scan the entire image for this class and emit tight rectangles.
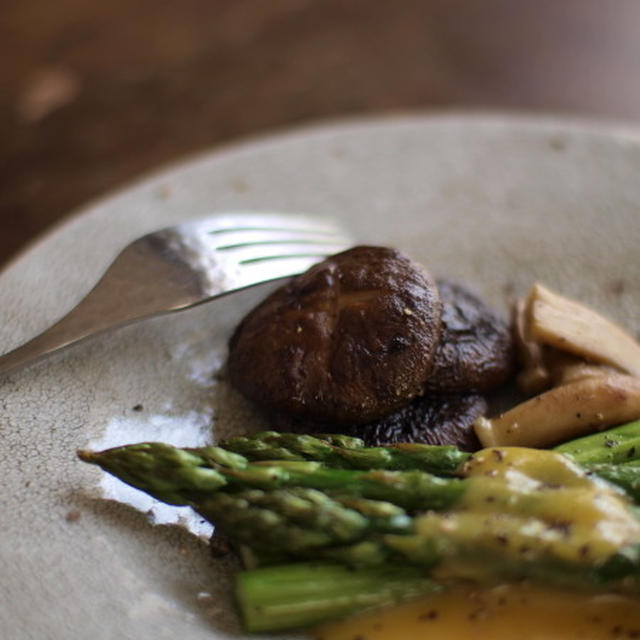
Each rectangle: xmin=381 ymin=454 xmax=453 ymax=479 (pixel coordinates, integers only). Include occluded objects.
xmin=159 ymin=227 xmax=239 ymax=296
xmin=90 ymin=410 xmax=216 ymax=538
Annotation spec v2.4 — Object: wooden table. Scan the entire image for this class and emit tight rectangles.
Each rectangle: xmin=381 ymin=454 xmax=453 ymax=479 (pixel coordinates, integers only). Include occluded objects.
xmin=3 ymin=0 xmax=640 ymax=267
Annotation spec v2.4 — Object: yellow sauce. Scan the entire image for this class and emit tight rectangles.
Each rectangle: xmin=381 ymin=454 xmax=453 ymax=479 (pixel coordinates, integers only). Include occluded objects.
xmin=385 ymin=447 xmax=640 ymax=583
xmin=315 ymin=447 xmax=640 ymax=639
xmin=457 ymin=446 xmax=640 ymax=564
xmin=314 ymin=583 xmax=640 ymax=640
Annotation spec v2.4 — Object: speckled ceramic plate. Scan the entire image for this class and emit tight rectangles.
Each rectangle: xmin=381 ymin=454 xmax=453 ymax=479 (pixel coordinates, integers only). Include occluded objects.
xmin=2 ymin=114 xmax=640 ymax=639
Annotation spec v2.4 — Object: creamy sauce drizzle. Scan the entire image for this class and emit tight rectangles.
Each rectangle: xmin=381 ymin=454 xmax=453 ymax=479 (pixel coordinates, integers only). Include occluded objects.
xmin=412 ymin=447 xmax=640 ymax=582
xmin=317 ymin=447 xmax=640 ymax=639
xmin=462 ymin=447 xmax=640 ymax=562
xmin=315 ymin=584 xmax=640 ymax=640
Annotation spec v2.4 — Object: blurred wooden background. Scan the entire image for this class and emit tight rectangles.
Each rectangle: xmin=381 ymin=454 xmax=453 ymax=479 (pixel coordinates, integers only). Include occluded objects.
xmin=3 ymin=0 xmax=640 ymax=266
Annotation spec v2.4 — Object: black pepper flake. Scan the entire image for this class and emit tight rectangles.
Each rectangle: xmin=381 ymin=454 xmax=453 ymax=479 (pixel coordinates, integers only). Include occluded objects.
xmin=605 ymin=439 xmax=618 ymax=448
xmin=611 ymin=625 xmax=623 ymax=636
xmin=495 ymin=534 xmax=509 ymax=546
xmin=388 ymin=335 xmax=410 ymax=353
xmin=485 ymin=496 xmax=496 ymax=503
xmin=468 ymin=608 xmax=486 ymax=621
xmin=132 ymin=404 xmax=144 ymax=412
xmin=492 ymin=449 xmax=505 ymax=462
xmin=628 ymin=447 xmax=637 ymax=459
xmin=609 ymin=279 xmax=626 ymax=296
xmin=548 ymin=136 xmax=567 ymax=151
xmin=418 ymin=610 xmax=439 ymax=621
xmin=503 ymin=281 xmax=516 ymax=297
xmin=580 ymin=544 xmax=591 ymax=558
xmin=576 ymin=412 xmax=582 ymax=419
xmin=548 ymin=520 xmax=572 ymax=536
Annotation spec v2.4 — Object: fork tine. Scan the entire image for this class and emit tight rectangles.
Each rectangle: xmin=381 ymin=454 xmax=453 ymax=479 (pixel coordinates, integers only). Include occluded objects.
xmin=210 ymin=228 xmax=349 ymax=250
xmin=231 ymin=255 xmax=340 ymax=288
xmin=187 ymin=212 xmax=345 ymax=236
xmin=217 ymin=241 xmax=350 ymax=265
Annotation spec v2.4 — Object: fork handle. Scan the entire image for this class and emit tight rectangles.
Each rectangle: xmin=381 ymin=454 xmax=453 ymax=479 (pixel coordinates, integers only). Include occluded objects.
xmin=0 ymin=292 xmax=152 ymax=377
xmin=0 ymin=238 xmax=206 ymax=378
xmin=0 ymin=303 xmax=114 ymax=377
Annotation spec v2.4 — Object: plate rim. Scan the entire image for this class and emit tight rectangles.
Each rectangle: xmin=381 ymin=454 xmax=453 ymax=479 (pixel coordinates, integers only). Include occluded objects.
xmin=4 ymin=109 xmax=640 ymax=281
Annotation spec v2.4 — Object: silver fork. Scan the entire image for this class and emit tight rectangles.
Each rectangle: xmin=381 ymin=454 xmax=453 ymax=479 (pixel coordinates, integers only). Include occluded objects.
xmin=0 ymin=212 xmax=352 ymax=377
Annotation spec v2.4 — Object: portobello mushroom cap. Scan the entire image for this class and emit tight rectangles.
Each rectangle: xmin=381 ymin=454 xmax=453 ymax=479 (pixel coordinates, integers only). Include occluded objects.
xmin=426 ymin=280 xmax=515 ymax=393
xmin=227 ymin=246 xmax=442 ymax=425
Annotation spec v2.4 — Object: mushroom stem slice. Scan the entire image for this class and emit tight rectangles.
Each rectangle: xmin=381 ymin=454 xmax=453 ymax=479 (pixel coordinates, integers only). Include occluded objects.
xmin=474 ymin=374 xmax=640 ymax=448
xmin=527 ymin=283 xmax=640 ymax=377
xmin=513 ymin=298 xmax=551 ymax=394
xmin=545 ymin=351 xmax=617 ymax=387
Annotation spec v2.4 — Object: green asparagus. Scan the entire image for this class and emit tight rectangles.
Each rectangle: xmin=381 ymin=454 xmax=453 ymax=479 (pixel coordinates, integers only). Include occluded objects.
xmin=221 ymin=431 xmax=470 ymax=474
xmin=78 ymin=426 xmax=640 ymax=632
xmin=583 ymin=462 xmax=640 ymax=502
xmin=555 ymin=419 xmax=640 ymax=465
xmin=78 ymin=425 xmax=640 ymax=517
xmin=235 ymin=562 xmax=438 ymax=633
xmin=196 ymin=487 xmax=412 ymax=557
xmin=79 ymin=438 xmax=640 ymax=577
xmin=78 ymin=444 xmax=465 ymax=511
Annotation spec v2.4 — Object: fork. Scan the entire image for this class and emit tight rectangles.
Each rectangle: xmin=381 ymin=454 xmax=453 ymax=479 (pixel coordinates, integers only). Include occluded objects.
xmin=0 ymin=212 xmax=352 ymax=377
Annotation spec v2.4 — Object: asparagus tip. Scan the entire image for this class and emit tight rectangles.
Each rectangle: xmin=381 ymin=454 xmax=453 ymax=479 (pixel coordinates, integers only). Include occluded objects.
xmin=77 ymin=449 xmax=97 ymax=463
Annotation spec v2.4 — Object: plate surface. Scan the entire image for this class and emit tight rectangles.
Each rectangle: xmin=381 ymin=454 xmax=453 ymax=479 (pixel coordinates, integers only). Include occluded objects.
xmin=2 ymin=114 xmax=640 ymax=639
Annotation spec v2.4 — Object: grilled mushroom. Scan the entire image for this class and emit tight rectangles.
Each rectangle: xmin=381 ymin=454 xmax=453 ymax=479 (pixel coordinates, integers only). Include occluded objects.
xmin=227 ymin=246 xmax=443 ymax=425
xmin=426 ymin=280 xmax=515 ymax=393
xmin=336 ymin=392 xmax=486 ymax=451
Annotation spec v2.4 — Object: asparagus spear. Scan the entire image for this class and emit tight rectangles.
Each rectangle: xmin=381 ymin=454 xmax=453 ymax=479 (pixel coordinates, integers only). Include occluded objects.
xmin=76 ymin=442 xmax=244 ymax=506
xmin=555 ymin=419 xmax=640 ymax=465
xmin=584 ymin=462 xmax=640 ymax=502
xmin=78 ymin=444 xmax=465 ymax=511
xmin=79 ymin=441 xmax=640 ymax=574
xmin=236 ymin=562 xmax=438 ymax=633
xmin=235 ymin=545 xmax=640 ymax=634
xmin=78 ymin=427 xmax=640 ymax=518
xmin=79 ymin=435 xmax=640 ymax=632
xmin=221 ymin=431 xmax=470 ymax=475
xmin=196 ymin=488 xmax=412 ymax=557
xmin=78 ymin=422 xmax=640 ymax=507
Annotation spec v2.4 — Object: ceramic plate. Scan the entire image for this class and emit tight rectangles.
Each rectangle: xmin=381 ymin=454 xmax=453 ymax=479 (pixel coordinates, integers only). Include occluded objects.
xmin=2 ymin=114 xmax=640 ymax=639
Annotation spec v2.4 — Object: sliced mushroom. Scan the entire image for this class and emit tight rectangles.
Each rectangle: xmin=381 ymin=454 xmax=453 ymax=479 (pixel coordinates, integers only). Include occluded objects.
xmin=544 ymin=350 xmax=617 ymax=387
xmin=527 ymin=283 xmax=640 ymax=377
xmin=474 ymin=373 xmax=640 ymax=448
xmin=513 ymin=298 xmax=552 ymax=394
